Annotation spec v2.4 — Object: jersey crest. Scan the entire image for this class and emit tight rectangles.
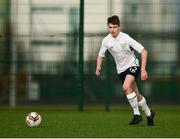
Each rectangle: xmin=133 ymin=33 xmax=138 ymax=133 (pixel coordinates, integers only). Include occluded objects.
xmin=120 ymin=43 xmax=126 ymax=49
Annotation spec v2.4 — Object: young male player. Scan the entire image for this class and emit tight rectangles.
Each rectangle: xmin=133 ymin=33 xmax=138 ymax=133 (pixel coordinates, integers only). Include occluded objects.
xmin=95 ymin=15 xmax=155 ymax=125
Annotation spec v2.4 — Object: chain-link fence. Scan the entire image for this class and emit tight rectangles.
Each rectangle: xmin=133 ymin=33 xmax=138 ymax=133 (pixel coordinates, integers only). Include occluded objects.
xmin=0 ymin=0 xmax=180 ymax=108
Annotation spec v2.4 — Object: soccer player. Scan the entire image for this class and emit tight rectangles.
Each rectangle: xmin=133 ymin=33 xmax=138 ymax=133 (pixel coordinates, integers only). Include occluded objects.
xmin=95 ymin=15 xmax=155 ymax=126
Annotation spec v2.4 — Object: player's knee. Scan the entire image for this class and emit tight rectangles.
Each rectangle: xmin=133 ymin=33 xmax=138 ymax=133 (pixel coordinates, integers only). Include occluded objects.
xmin=137 ymin=94 xmax=142 ymax=101
xmin=123 ymin=84 xmax=132 ymax=93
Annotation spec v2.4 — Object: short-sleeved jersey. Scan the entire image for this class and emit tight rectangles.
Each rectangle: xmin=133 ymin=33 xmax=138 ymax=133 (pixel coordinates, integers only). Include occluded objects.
xmin=98 ymin=32 xmax=144 ymax=74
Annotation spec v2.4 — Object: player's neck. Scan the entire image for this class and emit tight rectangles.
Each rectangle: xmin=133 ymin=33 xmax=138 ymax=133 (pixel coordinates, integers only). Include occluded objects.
xmin=112 ymin=31 xmax=121 ymax=38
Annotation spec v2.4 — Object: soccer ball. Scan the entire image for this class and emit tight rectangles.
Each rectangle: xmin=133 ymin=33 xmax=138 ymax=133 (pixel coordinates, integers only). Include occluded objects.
xmin=26 ymin=112 xmax=42 ymax=127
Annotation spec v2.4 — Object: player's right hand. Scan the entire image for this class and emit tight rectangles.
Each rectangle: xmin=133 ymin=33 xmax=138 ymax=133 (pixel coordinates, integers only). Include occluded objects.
xmin=95 ymin=68 xmax=101 ymax=76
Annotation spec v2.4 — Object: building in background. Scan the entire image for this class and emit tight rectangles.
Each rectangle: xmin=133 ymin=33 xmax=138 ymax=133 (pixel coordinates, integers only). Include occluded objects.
xmin=0 ymin=0 xmax=180 ymax=105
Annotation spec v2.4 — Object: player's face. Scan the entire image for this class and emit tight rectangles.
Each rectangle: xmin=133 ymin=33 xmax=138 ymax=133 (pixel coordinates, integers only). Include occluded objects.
xmin=108 ymin=23 xmax=120 ymax=37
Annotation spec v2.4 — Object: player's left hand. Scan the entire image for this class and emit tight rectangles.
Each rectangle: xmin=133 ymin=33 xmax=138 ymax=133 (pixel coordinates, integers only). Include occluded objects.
xmin=95 ymin=68 xmax=101 ymax=76
xmin=141 ymin=69 xmax=148 ymax=80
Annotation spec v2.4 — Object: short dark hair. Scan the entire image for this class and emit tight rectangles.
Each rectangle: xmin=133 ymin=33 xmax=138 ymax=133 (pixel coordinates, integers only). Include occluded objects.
xmin=107 ymin=15 xmax=120 ymax=26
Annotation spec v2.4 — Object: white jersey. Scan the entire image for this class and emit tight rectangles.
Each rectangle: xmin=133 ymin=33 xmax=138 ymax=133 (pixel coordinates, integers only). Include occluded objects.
xmin=98 ymin=32 xmax=144 ymax=74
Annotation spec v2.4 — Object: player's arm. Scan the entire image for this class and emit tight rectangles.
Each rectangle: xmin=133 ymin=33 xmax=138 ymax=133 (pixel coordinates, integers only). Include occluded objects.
xmin=96 ymin=39 xmax=107 ymax=76
xmin=95 ymin=56 xmax=104 ymax=76
xmin=140 ymin=48 xmax=148 ymax=81
xmin=127 ymin=35 xmax=148 ymax=81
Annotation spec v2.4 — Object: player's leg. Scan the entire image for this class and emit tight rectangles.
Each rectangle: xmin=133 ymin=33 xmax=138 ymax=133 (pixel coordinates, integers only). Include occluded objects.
xmin=131 ymin=81 xmax=142 ymax=101
xmin=122 ymin=75 xmax=142 ymax=125
xmin=133 ymin=81 xmax=150 ymax=115
xmin=133 ymin=81 xmax=155 ymax=126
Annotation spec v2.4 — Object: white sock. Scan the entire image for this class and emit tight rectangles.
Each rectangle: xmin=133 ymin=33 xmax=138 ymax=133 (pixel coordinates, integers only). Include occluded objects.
xmin=138 ymin=97 xmax=151 ymax=117
xmin=127 ymin=91 xmax=140 ymax=115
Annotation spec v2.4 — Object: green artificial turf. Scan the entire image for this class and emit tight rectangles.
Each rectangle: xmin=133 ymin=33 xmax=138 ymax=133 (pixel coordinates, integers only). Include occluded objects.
xmin=0 ymin=105 xmax=180 ymax=138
